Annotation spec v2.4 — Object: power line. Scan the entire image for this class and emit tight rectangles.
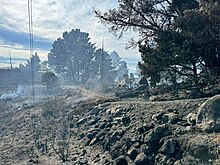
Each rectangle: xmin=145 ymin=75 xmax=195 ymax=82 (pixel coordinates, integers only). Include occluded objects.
xmin=28 ymin=0 xmax=33 ymax=52
xmin=28 ymin=0 xmax=35 ymax=103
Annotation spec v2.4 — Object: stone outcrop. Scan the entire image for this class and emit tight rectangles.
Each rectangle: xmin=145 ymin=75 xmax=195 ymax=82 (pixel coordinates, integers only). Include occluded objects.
xmin=196 ymin=94 xmax=220 ymax=132
xmin=65 ymin=97 xmax=219 ymax=164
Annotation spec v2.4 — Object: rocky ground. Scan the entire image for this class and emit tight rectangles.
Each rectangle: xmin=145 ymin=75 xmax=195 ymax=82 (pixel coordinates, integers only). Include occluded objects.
xmin=0 ymin=86 xmax=220 ymax=165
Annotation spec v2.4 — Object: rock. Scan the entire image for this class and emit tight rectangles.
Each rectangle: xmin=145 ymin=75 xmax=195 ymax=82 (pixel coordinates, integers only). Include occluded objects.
xmin=76 ymin=118 xmax=87 ymax=127
xmin=107 ymin=106 xmax=123 ymax=117
xmin=106 ymin=109 xmax=112 ymax=115
xmin=103 ymin=139 xmax=110 ymax=151
xmin=110 ymin=130 xmax=124 ymax=143
xmin=89 ymin=137 xmax=99 ymax=145
xmin=28 ymin=159 xmax=39 ymax=164
xmin=184 ymin=134 xmax=220 ymax=164
xmin=193 ymin=145 xmax=209 ymax=161
xmin=134 ymin=153 xmax=149 ymax=165
xmin=129 ymin=136 xmax=140 ymax=144
xmin=90 ymin=106 xmax=101 ymax=115
xmin=152 ymin=110 xmax=180 ymax=125
xmin=18 ymin=103 xmax=28 ymax=110
xmin=154 ymin=153 xmax=176 ymax=165
xmin=162 ymin=113 xmax=180 ymax=124
xmin=133 ymin=142 xmax=140 ymax=148
xmin=186 ymin=113 xmax=196 ymax=126
xmin=69 ymin=122 xmax=75 ymax=128
xmin=149 ymin=96 xmax=159 ymax=101
xmin=196 ymin=95 xmax=220 ymax=132
xmin=87 ymin=117 xmax=100 ymax=126
xmin=143 ymin=123 xmax=155 ymax=131
xmin=137 ymin=123 xmax=154 ymax=134
xmin=87 ymin=133 xmax=94 ymax=140
xmin=95 ymin=131 xmax=106 ymax=140
xmin=174 ymin=156 xmax=201 ymax=165
xmin=77 ymin=158 xmax=88 ymax=165
xmin=154 ymin=153 xmax=168 ymax=165
xmin=185 ymin=126 xmax=192 ymax=132
xmin=100 ymin=158 xmax=110 ymax=165
xmin=137 ymin=126 xmax=145 ymax=134
xmin=152 ymin=112 xmax=164 ymax=123
xmin=159 ymin=139 xmax=177 ymax=156
xmin=141 ymin=144 xmax=151 ymax=154
xmin=127 ymin=146 xmax=138 ymax=160
xmin=99 ymin=123 xmax=106 ymax=129
xmin=122 ymin=116 xmax=131 ymax=126
xmin=65 ymin=93 xmax=72 ymax=98
xmin=88 ymin=127 xmax=100 ymax=133
xmin=188 ymin=136 xmax=216 ymax=163
xmin=92 ymin=153 xmax=101 ymax=163
xmin=113 ymin=156 xmax=128 ymax=165
xmin=174 ymin=160 xmax=182 ymax=165
xmin=144 ymin=124 xmax=170 ymax=150
xmin=79 ymin=133 xmax=85 ymax=139
xmin=105 ymin=123 xmax=113 ymax=128
xmin=110 ymin=142 xmax=127 ymax=160
xmin=108 ymin=116 xmax=113 ymax=122
xmin=166 ymin=108 xmax=177 ymax=113
xmin=84 ymin=139 xmax=91 ymax=146
xmin=114 ymin=117 xmax=123 ymax=123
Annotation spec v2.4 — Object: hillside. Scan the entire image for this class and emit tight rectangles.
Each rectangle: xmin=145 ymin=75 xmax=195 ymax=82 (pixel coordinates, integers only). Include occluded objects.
xmin=0 ymin=86 xmax=220 ymax=165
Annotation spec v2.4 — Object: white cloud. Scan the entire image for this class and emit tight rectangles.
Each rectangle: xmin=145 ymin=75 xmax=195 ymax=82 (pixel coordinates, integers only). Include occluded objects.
xmin=0 ymin=0 xmax=140 ymax=67
xmin=0 ymin=45 xmax=48 ymax=60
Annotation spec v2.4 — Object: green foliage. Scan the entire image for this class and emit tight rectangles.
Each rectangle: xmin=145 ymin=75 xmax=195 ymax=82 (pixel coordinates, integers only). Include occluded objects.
xmin=48 ymin=29 xmax=96 ymax=83
xmin=48 ymin=29 xmax=117 ymax=86
xmin=91 ymin=49 xmax=117 ymax=85
xmin=96 ymin=0 xmax=220 ymax=89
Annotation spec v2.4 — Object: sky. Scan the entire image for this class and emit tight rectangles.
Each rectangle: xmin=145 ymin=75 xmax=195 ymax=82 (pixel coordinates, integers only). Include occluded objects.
xmin=0 ymin=0 xmax=141 ymax=73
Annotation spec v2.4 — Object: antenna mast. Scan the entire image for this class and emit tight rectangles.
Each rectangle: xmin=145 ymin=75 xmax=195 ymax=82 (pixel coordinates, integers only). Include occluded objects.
xmin=9 ymin=50 xmax=13 ymax=69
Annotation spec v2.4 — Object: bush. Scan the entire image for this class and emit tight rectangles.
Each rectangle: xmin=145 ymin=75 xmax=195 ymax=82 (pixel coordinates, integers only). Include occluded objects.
xmin=41 ymin=72 xmax=59 ymax=93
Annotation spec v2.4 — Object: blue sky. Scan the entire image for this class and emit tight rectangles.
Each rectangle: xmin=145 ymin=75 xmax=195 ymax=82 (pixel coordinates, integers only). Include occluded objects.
xmin=0 ymin=0 xmax=140 ymax=72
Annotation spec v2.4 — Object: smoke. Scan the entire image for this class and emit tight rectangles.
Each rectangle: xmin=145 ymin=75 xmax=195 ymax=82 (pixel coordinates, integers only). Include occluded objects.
xmin=0 ymin=85 xmax=29 ymax=99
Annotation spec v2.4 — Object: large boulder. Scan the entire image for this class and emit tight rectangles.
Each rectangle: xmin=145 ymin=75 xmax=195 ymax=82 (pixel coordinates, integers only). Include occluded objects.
xmin=196 ymin=95 xmax=220 ymax=132
xmin=187 ymin=135 xmax=217 ymax=164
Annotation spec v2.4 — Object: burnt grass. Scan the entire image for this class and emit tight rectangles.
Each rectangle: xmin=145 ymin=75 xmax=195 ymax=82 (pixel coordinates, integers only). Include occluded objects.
xmin=0 ymin=88 xmax=220 ymax=165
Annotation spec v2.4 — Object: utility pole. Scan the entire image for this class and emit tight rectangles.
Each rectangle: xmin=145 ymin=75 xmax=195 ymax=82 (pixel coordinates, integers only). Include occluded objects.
xmin=9 ymin=50 xmax=13 ymax=69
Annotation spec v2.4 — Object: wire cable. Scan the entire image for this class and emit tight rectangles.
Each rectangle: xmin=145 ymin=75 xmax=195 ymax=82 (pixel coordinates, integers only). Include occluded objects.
xmin=28 ymin=0 xmax=35 ymax=103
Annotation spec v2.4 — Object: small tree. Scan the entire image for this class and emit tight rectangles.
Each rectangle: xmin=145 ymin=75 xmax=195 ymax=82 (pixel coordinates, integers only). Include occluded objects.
xmin=41 ymin=72 xmax=59 ymax=93
xmin=51 ymin=120 xmax=71 ymax=162
xmin=41 ymin=99 xmax=72 ymax=163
